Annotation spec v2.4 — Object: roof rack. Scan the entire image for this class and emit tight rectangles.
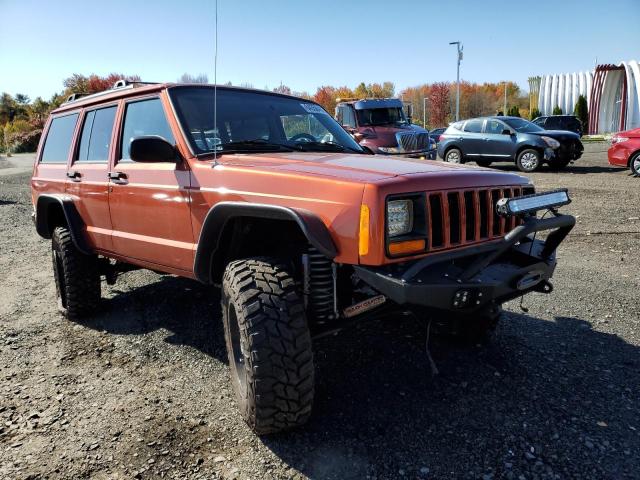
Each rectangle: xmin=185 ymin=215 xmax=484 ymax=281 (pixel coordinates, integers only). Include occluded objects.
xmin=61 ymin=79 xmax=160 ymax=105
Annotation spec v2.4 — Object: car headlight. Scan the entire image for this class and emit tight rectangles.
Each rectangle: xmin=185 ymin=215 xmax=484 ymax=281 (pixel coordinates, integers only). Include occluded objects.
xmin=387 ymin=200 xmax=413 ymax=237
xmin=378 ymin=146 xmax=402 ymax=154
xmin=541 ymin=136 xmax=561 ymax=149
xmin=612 ymin=136 xmax=629 ymax=144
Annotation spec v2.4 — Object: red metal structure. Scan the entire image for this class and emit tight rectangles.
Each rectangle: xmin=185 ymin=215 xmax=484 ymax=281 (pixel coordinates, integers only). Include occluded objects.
xmin=589 ymin=64 xmax=628 ymax=135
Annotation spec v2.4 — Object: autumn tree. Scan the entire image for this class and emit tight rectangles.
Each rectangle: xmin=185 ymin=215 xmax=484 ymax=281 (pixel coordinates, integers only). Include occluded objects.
xmin=63 ymin=73 xmax=141 ymax=95
xmin=178 ymin=73 xmax=209 ymax=83
xmin=430 ymin=82 xmax=450 ymax=127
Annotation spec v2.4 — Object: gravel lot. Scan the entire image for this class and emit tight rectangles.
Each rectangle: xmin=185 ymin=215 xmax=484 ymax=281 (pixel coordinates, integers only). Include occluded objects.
xmin=1 ymin=144 xmax=639 ymax=479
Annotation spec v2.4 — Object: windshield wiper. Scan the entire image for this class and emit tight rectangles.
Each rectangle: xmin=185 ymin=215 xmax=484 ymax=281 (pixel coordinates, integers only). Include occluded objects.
xmin=293 ymin=140 xmax=363 ymax=153
xmin=195 ymin=139 xmax=297 ymax=158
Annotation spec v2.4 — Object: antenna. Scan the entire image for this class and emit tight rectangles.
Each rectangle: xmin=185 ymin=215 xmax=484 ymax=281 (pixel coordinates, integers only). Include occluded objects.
xmin=213 ymin=0 xmax=219 ymax=167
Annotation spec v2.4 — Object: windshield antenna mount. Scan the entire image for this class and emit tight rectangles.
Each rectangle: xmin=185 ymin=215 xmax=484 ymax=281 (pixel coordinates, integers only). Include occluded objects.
xmin=212 ymin=0 xmax=219 ymax=167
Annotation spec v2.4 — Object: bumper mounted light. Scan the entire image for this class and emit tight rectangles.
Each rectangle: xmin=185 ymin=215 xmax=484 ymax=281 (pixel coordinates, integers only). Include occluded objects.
xmin=496 ymin=189 xmax=571 ymax=216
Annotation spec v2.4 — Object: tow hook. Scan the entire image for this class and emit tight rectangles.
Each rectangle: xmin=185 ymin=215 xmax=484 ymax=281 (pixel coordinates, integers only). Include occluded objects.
xmin=517 ymin=271 xmax=544 ymax=291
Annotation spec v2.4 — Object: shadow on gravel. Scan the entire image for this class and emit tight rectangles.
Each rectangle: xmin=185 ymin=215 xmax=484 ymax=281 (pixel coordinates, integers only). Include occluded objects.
xmin=0 ymin=200 xmax=17 ymax=205
xmin=261 ymin=312 xmax=639 ymax=479
xmin=80 ymin=275 xmax=228 ymax=362
xmin=488 ymin=164 xmax=622 ymax=175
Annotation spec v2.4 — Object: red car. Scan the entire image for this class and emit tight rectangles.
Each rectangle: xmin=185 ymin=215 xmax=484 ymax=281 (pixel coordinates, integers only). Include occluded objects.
xmin=608 ymin=128 xmax=640 ymax=176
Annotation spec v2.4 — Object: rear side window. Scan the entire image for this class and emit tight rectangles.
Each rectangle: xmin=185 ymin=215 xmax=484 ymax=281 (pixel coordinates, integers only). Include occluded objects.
xmin=546 ymin=117 xmax=562 ymax=129
xmin=463 ymin=119 xmax=483 ymax=133
xmin=120 ymin=98 xmax=174 ymax=160
xmin=77 ymin=106 xmax=117 ymax=162
xmin=40 ymin=113 xmax=79 ymax=163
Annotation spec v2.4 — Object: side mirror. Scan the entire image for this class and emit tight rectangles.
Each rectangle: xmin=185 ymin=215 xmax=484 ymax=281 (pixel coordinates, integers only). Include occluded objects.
xmin=501 ymin=129 xmax=513 ymax=135
xmin=130 ymin=136 xmax=177 ymax=163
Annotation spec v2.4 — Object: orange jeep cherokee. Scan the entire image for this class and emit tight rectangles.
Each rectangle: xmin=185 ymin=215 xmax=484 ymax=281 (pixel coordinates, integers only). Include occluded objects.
xmin=31 ymin=81 xmax=574 ymax=434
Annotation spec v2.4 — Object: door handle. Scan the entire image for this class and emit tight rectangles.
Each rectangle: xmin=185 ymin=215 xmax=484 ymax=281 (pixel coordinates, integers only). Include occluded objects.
xmin=108 ymin=171 xmax=128 ymax=184
xmin=66 ymin=171 xmax=82 ymax=182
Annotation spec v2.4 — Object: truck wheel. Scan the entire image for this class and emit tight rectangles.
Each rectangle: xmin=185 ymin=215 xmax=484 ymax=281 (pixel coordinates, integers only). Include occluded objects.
xmin=221 ymin=258 xmax=314 ymax=434
xmin=475 ymin=159 xmax=492 ymax=168
xmin=516 ymin=149 xmax=541 ymax=172
xmin=630 ymin=153 xmax=640 ymax=176
xmin=51 ymin=226 xmax=101 ymax=320
xmin=445 ymin=147 xmax=464 ymax=164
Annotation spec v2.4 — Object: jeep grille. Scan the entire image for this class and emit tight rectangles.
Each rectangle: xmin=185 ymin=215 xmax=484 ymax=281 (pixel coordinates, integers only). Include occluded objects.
xmin=426 ymin=186 xmax=534 ymax=251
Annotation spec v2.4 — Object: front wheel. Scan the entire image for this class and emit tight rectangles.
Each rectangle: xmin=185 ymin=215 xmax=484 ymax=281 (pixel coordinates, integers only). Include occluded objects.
xmin=516 ymin=149 xmax=541 ymax=173
xmin=221 ymin=258 xmax=314 ymax=434
xmin=444 ymin=147 xmax=464 ymax=164
xmin=630 ymin=153 xmax=640 ymax=176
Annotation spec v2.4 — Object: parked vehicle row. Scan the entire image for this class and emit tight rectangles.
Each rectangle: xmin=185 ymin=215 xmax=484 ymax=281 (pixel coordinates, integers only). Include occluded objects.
xmin=437 ymin=116 xmax=583 ymax=173
xmin=31 ymin=81 xmax=575 ymax=434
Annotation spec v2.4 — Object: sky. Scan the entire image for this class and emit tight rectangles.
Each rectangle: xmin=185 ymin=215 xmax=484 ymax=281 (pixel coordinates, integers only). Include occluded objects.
xmin=0 ymin=0 xmax=638 ymax=100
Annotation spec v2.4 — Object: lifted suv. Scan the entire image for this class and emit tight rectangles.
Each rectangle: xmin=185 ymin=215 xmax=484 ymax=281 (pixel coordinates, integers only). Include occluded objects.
xmin=32 ymin=82 xmax=575 ymax=434
xmin=335 ymin=98 xmax=436 ymax=159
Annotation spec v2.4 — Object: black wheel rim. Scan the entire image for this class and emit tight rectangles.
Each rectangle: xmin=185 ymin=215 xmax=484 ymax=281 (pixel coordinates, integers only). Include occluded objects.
xmin=52 ymin=249 xmax=66 ymax=308
xmin=228 ymin=304 xmax=247 ymax=395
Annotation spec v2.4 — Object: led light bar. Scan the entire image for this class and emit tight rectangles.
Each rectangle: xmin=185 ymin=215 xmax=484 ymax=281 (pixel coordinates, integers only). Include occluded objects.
xmin=496 ymin=189 xmax=571 ymax=216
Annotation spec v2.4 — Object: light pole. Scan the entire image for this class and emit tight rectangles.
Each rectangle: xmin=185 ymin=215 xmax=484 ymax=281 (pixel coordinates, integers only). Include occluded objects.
xmin=449 ymin=41 xmax=462 ymax=121
xmin=504 ymin=81 xmax=507 ymax=115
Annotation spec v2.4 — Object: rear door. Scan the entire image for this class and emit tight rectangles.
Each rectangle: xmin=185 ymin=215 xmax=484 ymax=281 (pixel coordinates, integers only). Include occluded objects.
xmin=107 ymin=95 xmax=194 ymax=273
xmin=545 ymin=117 xmax=562 ymax=130
xmin=32 ymin=112 xmax=80 ymax=201
xmin=482 ymin=118 xmax=517 ymax=159
xmin=461 ymin=118 xmax=485 ymax=157
xmin=65 ymin=104 xmax=118 ymax=252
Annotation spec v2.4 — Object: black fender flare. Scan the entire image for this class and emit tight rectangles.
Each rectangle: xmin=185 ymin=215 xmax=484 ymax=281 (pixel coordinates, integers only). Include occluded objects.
xmin=194 ymin=201 xmax=337 ymax=283
xmin=35 ymin=194 xmax=92 ymax=255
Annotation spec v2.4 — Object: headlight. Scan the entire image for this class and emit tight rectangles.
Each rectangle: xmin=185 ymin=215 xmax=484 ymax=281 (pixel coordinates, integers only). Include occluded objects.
xmin=378 ymin=146 xmax=402 ymax=154
xmin=387 ymin=200 xmax=413 ymax=237
xmin=541 ymin=136 xmax=561 ymax=149
xmin=612 ymin=136 xmax=629 ymax=144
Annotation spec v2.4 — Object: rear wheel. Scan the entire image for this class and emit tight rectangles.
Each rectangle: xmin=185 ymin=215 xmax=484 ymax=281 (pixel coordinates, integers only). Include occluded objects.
xmin=51 ymin=226 xmax=101 ymax=320
xmin=445 ymin=147 xmax=464 ymax=164
xmin=516 ymin=149 xmax=541 ymax=173
xmin=630 ymin=153 xmax=640 ymax=176
xmin=475 ymin=159 xmax=492 ymax=168
xmin=221 ymin=257 xmax=314 ymax=434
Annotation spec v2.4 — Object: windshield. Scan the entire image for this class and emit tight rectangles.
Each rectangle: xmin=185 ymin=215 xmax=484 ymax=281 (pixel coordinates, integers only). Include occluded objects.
xmin=502 ymin=117 xmax=544 ymax=133
xmin=168 ymin=87 xmax=364 ymax=155
xmin=356 ymin=107 xmax=408 ymax=126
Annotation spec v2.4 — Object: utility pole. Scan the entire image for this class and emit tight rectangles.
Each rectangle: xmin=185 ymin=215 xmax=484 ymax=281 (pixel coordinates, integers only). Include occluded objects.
xmin=449 ymin=41 xmax=462 ymax=121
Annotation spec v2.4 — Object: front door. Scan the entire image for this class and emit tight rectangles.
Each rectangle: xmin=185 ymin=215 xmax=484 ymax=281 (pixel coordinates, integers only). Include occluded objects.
xmin=65 ymin=104 xmax=117 ymax=252
xmin=108 ymin=96 xmax=194 ymax=273
xmin=482 ymin=119 xmax=517 ymax=159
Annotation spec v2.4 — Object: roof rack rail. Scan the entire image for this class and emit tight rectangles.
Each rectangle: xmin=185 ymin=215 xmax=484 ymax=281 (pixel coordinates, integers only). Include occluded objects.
xmin=61 ymin=80 xmax=160 ymax=105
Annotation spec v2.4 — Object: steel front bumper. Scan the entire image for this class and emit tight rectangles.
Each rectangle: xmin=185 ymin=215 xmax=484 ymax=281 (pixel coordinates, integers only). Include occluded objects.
xmin=354 ymin=214 xmax=575 ymax=313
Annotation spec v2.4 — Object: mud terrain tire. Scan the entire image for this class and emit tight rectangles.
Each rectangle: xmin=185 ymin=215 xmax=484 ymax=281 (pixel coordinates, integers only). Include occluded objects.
xmin=51 ymin=226 xmax=101 ymax=320
xmin=221 ymin=258 xmax=314 ymax=434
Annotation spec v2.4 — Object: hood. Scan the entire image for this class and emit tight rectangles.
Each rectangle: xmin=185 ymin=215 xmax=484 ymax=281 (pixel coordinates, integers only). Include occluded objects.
xmin=615 ymin=128 xmax=640 ymax=138
xmin=213 ymin=152 xmax=528 ymax=187
xmin=529 ymin=129 xmax=580 ymax=140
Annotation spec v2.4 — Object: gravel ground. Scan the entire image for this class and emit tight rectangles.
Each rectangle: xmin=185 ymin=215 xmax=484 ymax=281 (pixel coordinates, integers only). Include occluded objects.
xmin=1 ymin=144 xmax=639 ymax=479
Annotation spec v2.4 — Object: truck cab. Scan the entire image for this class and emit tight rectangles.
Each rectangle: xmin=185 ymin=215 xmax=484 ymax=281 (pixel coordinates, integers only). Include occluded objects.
xmin=335 ymin=98 xmax=436 ymax=159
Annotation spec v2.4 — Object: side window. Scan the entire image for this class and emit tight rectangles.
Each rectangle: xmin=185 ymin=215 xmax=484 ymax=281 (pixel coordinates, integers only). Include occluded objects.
xmin=343 ymin=106 xmax=356 ymax=128
xmin=76 ymin=106 xmax=117 ymax=162
xmin=463 ymin=119 xmax=483 ymax=133
xmin=546 ymin=117 xmax=561 ymax=129
xmin=40 ymin=113 xmax=79 ymax=164
xmin=532 ymin=118 xmax=545 ymax=127
xmin=451 ymin=121 xmax=464 ymax=131
xmin=120 ymin=98 xmax=175 ymax=160
xmin=336 ymin=106 xmax=344 ymax=125
xmin=484 ymin=120 xmax=504 ymax=134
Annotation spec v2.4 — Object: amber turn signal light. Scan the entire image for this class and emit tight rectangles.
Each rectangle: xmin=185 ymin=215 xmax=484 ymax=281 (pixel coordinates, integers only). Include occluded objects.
xmin=388 ymin=239 xmax=426 ymax=256
xmin=359 ymin=204 xmax=370 ymax=256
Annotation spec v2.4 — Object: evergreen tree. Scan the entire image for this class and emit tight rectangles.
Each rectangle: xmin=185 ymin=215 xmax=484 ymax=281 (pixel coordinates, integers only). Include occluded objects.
xmin=574 ymin=95 xmax=589 ymax=133
xmin=552 ymin=105 xmax=563 ymax=115
xmin=530 ymin=108 xmax=541 ymax=120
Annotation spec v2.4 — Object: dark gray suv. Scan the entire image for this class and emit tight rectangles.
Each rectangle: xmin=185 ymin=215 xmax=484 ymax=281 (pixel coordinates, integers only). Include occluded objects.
xmin=437 ymin=116 xmax=583 ymax=172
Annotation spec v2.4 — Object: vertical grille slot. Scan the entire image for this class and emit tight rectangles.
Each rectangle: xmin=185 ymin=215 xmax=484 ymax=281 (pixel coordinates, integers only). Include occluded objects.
xmin=503 ymin=189 xmax=514 ymax=231
xmin=429 ymin=194 xmax=444 ymax=248
xmin=463 ymin=191 xmax=475 ymax=241
xmin=447 ymin=192 xmax=461 ymax=244
xmin=491 ymin=189 xmax=502 ymax=236
xmin=478 ymin=190 xmax=489 ymax=238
